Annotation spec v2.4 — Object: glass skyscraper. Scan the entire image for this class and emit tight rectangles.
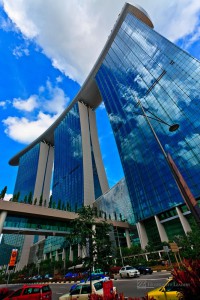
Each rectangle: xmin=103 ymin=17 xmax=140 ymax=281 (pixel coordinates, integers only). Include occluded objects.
xmin=5 ymin=3 xmax=200 ymax=264
xmin=95 ymin=10 xmax=200 ymax=223
xmin=53 ymin=103 xmax=84 ymax=211
xmin=13 ymin=144 xmax=40 ymax=202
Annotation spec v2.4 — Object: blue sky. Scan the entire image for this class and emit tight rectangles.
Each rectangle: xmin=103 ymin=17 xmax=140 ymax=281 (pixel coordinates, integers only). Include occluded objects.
xmin=0 ymin=0 xmax=200 ymax=199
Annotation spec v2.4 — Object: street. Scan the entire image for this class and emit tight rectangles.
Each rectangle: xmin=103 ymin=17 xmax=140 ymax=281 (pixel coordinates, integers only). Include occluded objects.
xmin=0 ymin=272 xmax=171 ymax=300
xmin=51 ymin=272 xmax=171 ymax=299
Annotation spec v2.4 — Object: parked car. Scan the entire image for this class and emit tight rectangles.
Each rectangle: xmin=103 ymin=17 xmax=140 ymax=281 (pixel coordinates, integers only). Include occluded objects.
xmin=59 ymin=279 xmax=116 ymax=300
xmin=44 ymin=274 xmax=53 ymax=280
xmin=134 ymin=265 xmax=153 ymax=275
xmin=64 ymin=272 xmax=79 ymax=279
xmin=69 ymin=275 xmax=110 ymax=292
xmin=119 ymin=265 xmax=140 ymax=278
xmin=3 ymin=284 xmax=52 ymax=300
xmin=146 ymin=278 xmax=185 ymax=299
xmin=91 ymin=269 xmax=105 ymax=276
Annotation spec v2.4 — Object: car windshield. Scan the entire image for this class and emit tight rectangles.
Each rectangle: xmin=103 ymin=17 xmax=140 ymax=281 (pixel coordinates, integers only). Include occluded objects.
xmin=42 ymin=286 xmax=51 ymax=292
xmin=126 ymin=267 xmax=135 ymax=270
xmin=94 ymin=281 xmax=103 ymax=291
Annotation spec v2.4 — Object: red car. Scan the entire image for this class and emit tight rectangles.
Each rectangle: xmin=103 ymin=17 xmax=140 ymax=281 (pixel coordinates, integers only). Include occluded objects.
xmin=3 ymin=284 xmax=52 ymax=300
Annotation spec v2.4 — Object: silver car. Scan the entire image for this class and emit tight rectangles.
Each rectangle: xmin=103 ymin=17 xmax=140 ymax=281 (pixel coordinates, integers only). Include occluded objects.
xmin=119 ymin=265 xmax=140 ymax=278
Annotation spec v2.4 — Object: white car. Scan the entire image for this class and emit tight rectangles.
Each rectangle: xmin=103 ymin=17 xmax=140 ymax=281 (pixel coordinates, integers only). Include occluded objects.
xmin=59 ymin=279 xmax=116 ymax=300
xmin=119 ymin=265 xmax=140 ymax=278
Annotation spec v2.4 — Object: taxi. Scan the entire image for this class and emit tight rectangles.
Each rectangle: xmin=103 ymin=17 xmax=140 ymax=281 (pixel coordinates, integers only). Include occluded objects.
xmin=146 ymin=278 xmax=185 ymax=300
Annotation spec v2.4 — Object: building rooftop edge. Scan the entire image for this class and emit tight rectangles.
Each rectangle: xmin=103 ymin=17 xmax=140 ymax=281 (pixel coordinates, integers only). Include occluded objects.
xmin=9 ymin=3 xmax=153 ymax=166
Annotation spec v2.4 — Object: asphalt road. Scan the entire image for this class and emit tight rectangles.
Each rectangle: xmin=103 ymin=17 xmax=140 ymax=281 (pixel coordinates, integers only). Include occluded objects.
xmin=51 ymin=272 xmax=171 ymax=299
xmin=0 ymin=272 xmax=171 ymax=300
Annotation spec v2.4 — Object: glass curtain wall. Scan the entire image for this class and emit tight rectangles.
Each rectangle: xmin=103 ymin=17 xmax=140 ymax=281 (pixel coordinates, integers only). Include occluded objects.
xmin=13 ymin=143 xmax=40 ymax=202
xmin=95 ymin=12 xmax=200 ymax=222
xmin=52 ymin=103 xmax=83 ymax=211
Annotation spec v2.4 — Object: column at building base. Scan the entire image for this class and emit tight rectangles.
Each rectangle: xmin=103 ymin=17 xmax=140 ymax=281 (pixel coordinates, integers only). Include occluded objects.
xmin=136 ymin=221 xmax=148 ymax=249
xmin=176 ymin=207 xmax=191 ymax=234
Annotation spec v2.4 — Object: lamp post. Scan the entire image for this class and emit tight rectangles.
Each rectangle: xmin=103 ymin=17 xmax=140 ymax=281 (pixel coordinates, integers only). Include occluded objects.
xmin=137 ymin=99 xmax=200 ymax=227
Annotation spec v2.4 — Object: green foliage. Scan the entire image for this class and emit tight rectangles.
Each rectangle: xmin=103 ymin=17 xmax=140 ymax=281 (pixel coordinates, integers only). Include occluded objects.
xmin=69 ymin=206 xmax=113 ymax=271
xmin=34 ymin=198 xmax=37 ymax=205
xmin=173 ymin=222 xmax=200 ymax=259
xmin=23 ymin=195 xmax=28 ymax=204
xmin=39 ymin=194 xmax=43 ymax=206
xmin=57 ymin=199 xmax=61 ymax=210
xmin=48 ymin=195 xmax=52 ymax=208
xmin=0 ymin=186 xmax=7 ymax=199
xmin=28 ymin=192 xmax=32 ymax=204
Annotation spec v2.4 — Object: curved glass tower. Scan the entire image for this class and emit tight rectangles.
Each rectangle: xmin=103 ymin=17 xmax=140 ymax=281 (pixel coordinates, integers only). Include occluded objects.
xmin=95 ymin=11 xmax=200 ymax=222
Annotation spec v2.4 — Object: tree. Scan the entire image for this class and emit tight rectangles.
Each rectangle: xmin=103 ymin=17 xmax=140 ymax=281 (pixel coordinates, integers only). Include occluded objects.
xmin=34 ymin=198 xmax=37 ymax=205
xmin=28 ymin=192 xmax=32 ymax=204
xmin=48 ymin=195 xmax=52 ymax=208
xmin=173 ymin=221 xmax=200 ymax=259
xmin=39 ymin=194 xmax=43 ymax=206
xmin=0 ymin=186 xmax=7 ymax=199
xmin=23 ymin=195 xmax=28 ymax=204
xmin=57 ymin=199 xmax=61 ymax=210
xmin=69 ymin=206 xmax=113 ymax=271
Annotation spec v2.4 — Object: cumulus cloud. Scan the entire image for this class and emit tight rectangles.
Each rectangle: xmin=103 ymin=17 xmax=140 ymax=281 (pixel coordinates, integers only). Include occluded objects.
xmin=41 ymin=80 xmax=70 ymax=114
xmin=13 ymin=95 xmax=38 ymax=112
xmin=13 ymin=45 xmax=29 ymax=58
xmin=2 ymin=0 xmax=200 ymax=84
xmin=3 ymin=112 xmax=58 ymax=144
xmin=0 ymin=101 xmax=6 ymax=107
xmin=4 ymin=193 xmax=13 ymax=201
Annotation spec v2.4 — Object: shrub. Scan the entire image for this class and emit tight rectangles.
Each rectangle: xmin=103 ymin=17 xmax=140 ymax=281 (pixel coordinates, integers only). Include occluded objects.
xmin=172 ymin=259 xmax=200 ymax=300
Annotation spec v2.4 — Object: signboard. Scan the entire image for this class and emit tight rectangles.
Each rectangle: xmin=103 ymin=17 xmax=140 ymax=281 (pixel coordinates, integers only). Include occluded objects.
xmin=103 ymin=280 xmax=114 ymax=299
xmin=169 ymin=242 xmax=179 ymax=253
xmin=8 ymin=249 xmax=18 ymax=267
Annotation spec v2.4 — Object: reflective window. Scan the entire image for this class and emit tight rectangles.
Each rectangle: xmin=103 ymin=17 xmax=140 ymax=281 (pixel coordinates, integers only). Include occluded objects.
xmin=95 ymin=12 xmax=200 ymax=221
xmin=52 ymin=103 xmax=84 ymax=211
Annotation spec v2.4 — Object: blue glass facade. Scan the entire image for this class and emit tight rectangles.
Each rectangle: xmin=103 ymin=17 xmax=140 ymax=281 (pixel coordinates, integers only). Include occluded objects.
xmin=13 ymin=144 xmax=40 ymax=202
xmin=95 ymin=178 xmax=135 ymax=225
xmin=95 ymin=13 xmax=200 ymax=222
xmin=52 ymin=103 xmax=84 ymax=211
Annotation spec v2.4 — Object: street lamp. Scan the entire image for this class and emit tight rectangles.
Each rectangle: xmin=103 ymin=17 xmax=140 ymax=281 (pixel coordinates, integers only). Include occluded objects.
xmin=136 ymin=99 xmax=200 ymax=227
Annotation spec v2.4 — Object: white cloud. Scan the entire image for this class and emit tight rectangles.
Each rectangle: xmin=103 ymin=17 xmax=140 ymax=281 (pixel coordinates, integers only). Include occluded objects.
xmin=41 ymin=80 xmax=70 ymax=114
xmin=4 ymin=193 xmax=13 ymax=201
xmin=13 ymin=95 xmax=38 ymax=112
xmin=0 ymin=101 xmax=6 ymax=107
xmin=2 ymin=0 xmax=200 ymax=84
xmin=3 ymin=112 xmax=58 ymax=144
xmin=13 ymin=45 xmax=29 ymax=58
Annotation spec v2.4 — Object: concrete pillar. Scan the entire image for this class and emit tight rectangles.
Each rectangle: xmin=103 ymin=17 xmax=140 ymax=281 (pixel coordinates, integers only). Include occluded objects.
xmin=176 ymin=207 xmax=191 ymax=234
xmin=69 ymin=246 xmax=73 ymax=262
xmin=0 ymin=211 xmax=7 ymax=234
xmin=136 ymin=221 xmax=148 ymax=249
xmin=125 ymin=229 xmax=131 ymax=248
xmin=154 ymin=215 xmax=169 ymax=242
xmin=158 ymin=251 xmax=162 ymax=259
xmin=55 ymin=250 xmax=59 ymax=261
xmin=145 ymin=254 xmax=149 ymax=261
xmin=33 ymin=142 xmax=54 ymax=205
xmin=81 ymin=246 xmax=86 ymax=258
xmin=78 ymin=244 xmax=82 ymax=258
xmin=17 ymin=235 xmax=34 ymax=271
